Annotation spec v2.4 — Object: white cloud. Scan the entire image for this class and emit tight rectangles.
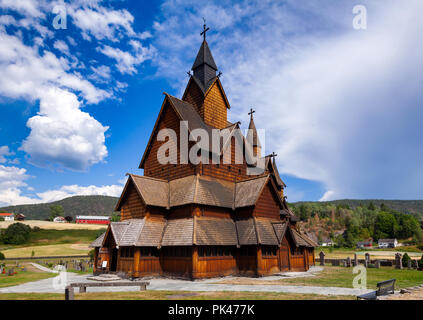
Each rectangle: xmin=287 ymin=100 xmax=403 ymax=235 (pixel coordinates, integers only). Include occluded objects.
xmin=0 ymin=146 xmax=13 ymax=163
xmin=0 ymin=0 xmax=44 ymax=18
xmin=0 ymin=163 xmax=123 ymax=206
xmin=98 ymin=44 xmax=154 ymax=75
xmin=68 ymin=4 xmax=136 ymax=42
xmin=21 ymin=88 xmax=109 ymax=171
xmin=35 ymin=183 xmax=123 ymax=203
xmin=53 ymin=40 xmax=70 ymax=56
xmin=153 ymin=0 xmax=423 ymax=200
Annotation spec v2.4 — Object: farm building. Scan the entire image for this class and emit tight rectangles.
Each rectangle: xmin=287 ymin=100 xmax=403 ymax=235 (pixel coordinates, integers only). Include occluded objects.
xmin=378 ymin=239 xmax=398 ymax=248
xmin=0 ymin=213 xmax=14 ymax=221
xmin=53 ymin=216 xmax=66 ymax=223
xmin=91 ymin=26 xmax=317 ymax=279
xmin=15 ymin=214 xmax=25 ymax=221
xmin=76 ymin=216 xmax=111 ymax=225
xmin=357 ymin=240 xmax=373 ymax=249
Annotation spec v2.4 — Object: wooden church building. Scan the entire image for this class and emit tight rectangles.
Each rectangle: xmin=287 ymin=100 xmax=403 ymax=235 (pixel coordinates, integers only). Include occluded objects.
xmin=91 ymin=26 xmax=317 ymax=279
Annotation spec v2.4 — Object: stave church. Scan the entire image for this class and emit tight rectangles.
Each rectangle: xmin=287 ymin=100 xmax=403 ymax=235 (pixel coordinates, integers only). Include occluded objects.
xmin=91 ymin=25 xmax=317 ymax=279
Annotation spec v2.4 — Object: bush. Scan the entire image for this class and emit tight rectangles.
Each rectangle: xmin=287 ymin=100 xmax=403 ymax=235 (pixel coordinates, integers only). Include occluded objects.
xmin=32 ymin=226 xmax=41 ymax=232
xmin=88 ymin=249 xmax=95 ymax=262
xmin=0 ymin=251 xmax=5 ymax=260
xmin=2 ymin=223 xmax=31 ymax=245
xmin=419 ymin=255 xmax=423 ymax=270
xmin=402 ymin=253 xmax=411 ymax=268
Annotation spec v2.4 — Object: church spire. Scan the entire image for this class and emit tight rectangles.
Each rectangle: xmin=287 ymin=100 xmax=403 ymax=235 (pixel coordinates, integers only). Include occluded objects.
xmin=192 ymin=20 xmax=218 ymax=89
xmin=247 ymin=108 xmax=261 ymax=157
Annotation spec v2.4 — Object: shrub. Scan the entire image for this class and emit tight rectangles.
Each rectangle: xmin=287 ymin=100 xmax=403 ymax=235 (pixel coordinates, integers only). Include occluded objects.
xmin=419 ymin=255 xmax=423 ymax=270
xmin=32 ymin=226 xmax=41 ymax=232
xmin=402 ymin=253 xmax=411 ymax=268
xmin=0 ymin=251 xmax=5 ymax=260
xmin=2 ymin=223 xmax=31 ymax=245
xmin=88 ymin=249 xmax=95 ymax=262
xmin=368 ymin=263 xmax=376 ymax=268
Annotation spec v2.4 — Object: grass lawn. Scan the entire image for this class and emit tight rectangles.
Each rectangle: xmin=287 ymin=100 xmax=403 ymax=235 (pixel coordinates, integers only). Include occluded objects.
xmin=0 ymin=220 xmax=107 ymax=231
xmin=0 ymin=270 xmax=55 ymax=288
xmin=0 ymin=290 xmax=355 ymax=300
xmin=1 ymin=243 xmax=91 ymax=258
xmin=216 ymin=266 xmax=423 ymax=289
xmin=316 ymin=247 xmax=423 ymax=259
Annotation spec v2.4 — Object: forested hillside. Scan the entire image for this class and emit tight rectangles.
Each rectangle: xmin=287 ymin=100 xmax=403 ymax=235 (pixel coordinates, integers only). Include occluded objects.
xmin=0 ymin=196 xmax=119 ymax=220
xmin=290 ymin=201 xmax=423 ymax=247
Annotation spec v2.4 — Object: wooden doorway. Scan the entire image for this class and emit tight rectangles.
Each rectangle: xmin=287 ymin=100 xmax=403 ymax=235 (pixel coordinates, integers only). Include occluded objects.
xmin=279 ymin=238 xmax=290 ymax=271
xmin=110 ymin=248 xmax=118 ymax=272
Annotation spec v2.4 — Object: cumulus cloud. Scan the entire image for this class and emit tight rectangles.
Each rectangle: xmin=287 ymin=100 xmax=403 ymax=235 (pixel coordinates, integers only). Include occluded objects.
xmin=152 ymin=0 xmax=423 ymax=201
xmin=0 ymin=163 xmax=124 ymax=206
xmin=21 ymin=88 xmax=109 ymax=171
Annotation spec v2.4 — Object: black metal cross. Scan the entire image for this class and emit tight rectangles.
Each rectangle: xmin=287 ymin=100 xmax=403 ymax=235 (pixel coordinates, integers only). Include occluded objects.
xmin=271 ymin=152 xmax=278 ymax=159
xmin=201 ymin=18 xmax=210 ymax=41
xmin=248 ymin=108 xmax=255 ymax=119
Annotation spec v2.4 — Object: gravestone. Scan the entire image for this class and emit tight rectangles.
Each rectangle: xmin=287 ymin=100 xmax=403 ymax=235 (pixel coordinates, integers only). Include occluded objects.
xmin=8 ymin=268 xmax=14 ymax=276
xmin=365 ymin=253 xmax=370 ymax=264
xmin=343 ymin=260 xmax=347 ymax=267
xmin=354 ymin=254 xmax=358 ymax=266
xmin=408 ymin=260 xmax=412 ymax=270
xmin=319 ymin=251 xmax=325 ymax=266
xmin=413 ymin=260 xmax=419 ymax=269
xmin=395 ymin=253 xmax=403 ymax=269
xmin=346 ymin=257 xmax=351 ymax=267
xmin=364 ymin=259 xmax=368 ymax=268
xmin=0 ymin=266 xmax=3 ymax=274
xmin=375 ymin=260 xmax=381 ymax=269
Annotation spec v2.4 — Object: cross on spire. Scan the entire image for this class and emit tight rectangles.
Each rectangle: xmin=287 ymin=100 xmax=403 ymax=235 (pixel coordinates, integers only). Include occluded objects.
xmin=201 ymin=18 xmax=210 ymax=41
xmin=271 ymin=152 xmax=278 ymax=159
xmin=248 ymin=108 xmax=255 ymax=120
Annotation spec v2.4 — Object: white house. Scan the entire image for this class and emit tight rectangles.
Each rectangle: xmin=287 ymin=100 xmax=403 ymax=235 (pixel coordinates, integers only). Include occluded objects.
xmin=53 ymin=216 xmax=66 ymax=223
xmin=0 ymin=213 xmax=14 ymax=221
xmin=378 ymin=239 xmax=398 ymax=248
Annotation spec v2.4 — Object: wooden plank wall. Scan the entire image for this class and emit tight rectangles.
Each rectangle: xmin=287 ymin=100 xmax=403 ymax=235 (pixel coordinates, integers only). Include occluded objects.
xmin=203 ymin=82 xmax=228 ymax=129
xmin=253 ymin=183 xmax=281 ymax=219
xmin=195 ymin=257 xmax=237 ymax=278
xmin=120 ymin=183 xmax=147 ymax=220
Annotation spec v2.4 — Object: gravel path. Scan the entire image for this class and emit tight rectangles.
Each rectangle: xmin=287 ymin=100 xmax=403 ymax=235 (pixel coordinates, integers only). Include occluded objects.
xmin=0 ymin=267 xmax=370 ymax=297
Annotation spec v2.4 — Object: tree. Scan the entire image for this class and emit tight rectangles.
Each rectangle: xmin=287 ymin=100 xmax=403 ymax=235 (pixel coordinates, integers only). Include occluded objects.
xmin=0 ymin=251 xmax=5 ymax=260
xmin=64 ymin=216 xmax=73 ymax=223
xmin=49 ymin=205 xmax=64 ymax=221
xmin=402 ymin=253 xmax=411 ymax=268
xmin=374 ymin=212 xmax=398 ymax=240
xmin=111 ymin=212 xmax=120 ymax=222
xmin=368 ymin=202 xmax=376 ymax=210
xmin=1 ymin=223 xmax=31 ymax=245
xmin=419 ymin=254 xmax=423 ymax=270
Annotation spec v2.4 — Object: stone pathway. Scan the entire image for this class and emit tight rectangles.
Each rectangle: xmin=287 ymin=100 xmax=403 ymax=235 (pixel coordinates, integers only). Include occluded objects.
xmin=0 ymin=267 xmax=370 ymax=297
xmin=30 ymin=263 xmax=58 ymax=273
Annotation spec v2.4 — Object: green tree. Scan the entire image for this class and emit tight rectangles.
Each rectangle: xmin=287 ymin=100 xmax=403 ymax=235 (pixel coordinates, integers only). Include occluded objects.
xmin=111 ymin=212 xmax=121 ymax=222
xmin=402 ymin=253 xmax=411 ymax=268
xmin=0 ymin=251 xmax=5 ymax=260
xmin=2 ymin=223 xmax=31 ymax=245
xmin=368 ymin=202 xmax=376 ymax=210
xmin=49 ymin=205 xmax=64 ymax=221
xmin=374 ymin=212 xmax=398 ymax=240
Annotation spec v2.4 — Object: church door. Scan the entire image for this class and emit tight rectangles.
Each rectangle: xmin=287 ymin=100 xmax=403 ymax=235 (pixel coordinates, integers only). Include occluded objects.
xmin=279 ymin=237 xmax=290 ymax=271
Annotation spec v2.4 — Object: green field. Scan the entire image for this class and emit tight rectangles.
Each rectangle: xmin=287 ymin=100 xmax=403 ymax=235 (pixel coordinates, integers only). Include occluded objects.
xmin=0 ymin=291 xmax=355 ymax=300
xmin=0 ymin=269 xmax=56 ymax=288
xmin=216 ymin=266 xmax=423 ymax=289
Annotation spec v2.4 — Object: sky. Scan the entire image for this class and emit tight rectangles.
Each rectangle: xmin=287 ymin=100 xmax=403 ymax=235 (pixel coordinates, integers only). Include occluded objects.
xmin=0 ymin=0 xmax=422 ymax=207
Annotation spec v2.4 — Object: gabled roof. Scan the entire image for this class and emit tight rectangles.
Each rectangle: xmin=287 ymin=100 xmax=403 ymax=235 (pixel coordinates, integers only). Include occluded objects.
xmin=90 ymin=232 xmax=105 ymax=247
xmin=182 ymin=76 xmax=231 ymax=109
xmin=116 ymin=173 xmax=281 ymax=212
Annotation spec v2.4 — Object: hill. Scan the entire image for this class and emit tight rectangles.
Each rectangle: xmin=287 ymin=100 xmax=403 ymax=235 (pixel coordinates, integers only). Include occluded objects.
xmin=292 ymin=199 xmax=423 ymax=217
xmin=0 ymin=195 xmax=119 ymax=220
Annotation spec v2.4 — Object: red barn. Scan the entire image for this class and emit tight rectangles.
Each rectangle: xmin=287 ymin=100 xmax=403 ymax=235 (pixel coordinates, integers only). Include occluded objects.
xmin=76 ymin=216 xmax=111 ymax=225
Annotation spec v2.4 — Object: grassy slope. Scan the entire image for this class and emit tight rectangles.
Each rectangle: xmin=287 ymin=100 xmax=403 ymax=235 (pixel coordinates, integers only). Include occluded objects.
xmin=0 ymin=271 xmax=56 ymax=288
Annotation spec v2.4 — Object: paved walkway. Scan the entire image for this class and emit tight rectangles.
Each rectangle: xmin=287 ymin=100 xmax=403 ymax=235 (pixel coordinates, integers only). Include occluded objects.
xmin=0 ymin=267 xmax=371 ymax=297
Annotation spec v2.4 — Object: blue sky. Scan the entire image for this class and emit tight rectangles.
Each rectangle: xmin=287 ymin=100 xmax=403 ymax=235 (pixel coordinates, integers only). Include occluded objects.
xmin=0 ymin=0 xmax=422 ymax=206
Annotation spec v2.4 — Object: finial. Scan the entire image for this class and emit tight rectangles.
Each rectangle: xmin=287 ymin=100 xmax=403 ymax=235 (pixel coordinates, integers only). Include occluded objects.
xmin=248 ymin=108 xmax=255 ymax=120
xmin=201 ymin=17 xmax=210 ymax=41
xmin=187 ymin=70 xmax=192 ymax=77
xmin=217 ymin=71 xmax=222 ymax=78
xmin=271 ymin=152 xmax=278 ymax=159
